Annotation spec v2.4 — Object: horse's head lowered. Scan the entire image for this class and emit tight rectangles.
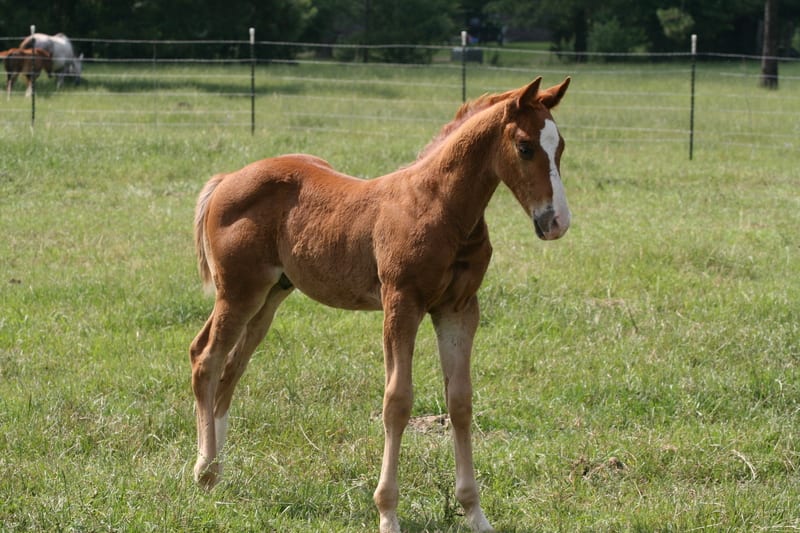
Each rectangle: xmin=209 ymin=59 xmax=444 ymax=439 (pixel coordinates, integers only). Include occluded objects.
xmin=497 ymin=77 xmax=571 ymax=240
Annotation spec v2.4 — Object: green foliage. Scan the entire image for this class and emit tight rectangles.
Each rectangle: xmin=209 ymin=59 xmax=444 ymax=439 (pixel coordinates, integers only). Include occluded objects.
xmin=1 ymin=60 xmax=799 ymax=531
xmin=365 ymin=0 xmax=459 ymax=62
xmin=307 ymin=0 xmax=460 ymax=63
xmin=481 ymin=0 xmax=777 ymax=54
xmin=587 ymin=17 xmax=647 ymax=55
xmin=0 ymin=0 xmax=318 ymax=41
xmin=4 ymin=0 xmax=798 ymax=60
xmin=656 ymin=7 xmax=695 ymax=43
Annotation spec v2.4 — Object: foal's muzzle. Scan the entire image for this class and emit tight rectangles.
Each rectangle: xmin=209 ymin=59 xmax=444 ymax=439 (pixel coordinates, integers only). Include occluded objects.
xmin=533 ymin=205 xmax=570 ymax=240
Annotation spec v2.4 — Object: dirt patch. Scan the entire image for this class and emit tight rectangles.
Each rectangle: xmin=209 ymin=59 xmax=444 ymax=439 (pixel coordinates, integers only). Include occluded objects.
xmin=370 ymin=413 xmax=451 ymax=434
xmin=407 ymin=414 xmax=450 ymax=434
xmin=570 ymin=455 xmax=626 ymax=482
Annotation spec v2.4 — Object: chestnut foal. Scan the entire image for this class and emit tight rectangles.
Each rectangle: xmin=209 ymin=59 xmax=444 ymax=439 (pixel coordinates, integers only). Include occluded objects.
xmin=190 ymin=77 xmax=571 ymax=532
xmin=1 ymin=47 xmax=51 ymax=98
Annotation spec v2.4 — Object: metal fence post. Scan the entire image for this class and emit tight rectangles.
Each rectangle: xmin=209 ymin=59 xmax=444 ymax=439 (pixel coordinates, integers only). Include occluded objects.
xmin=30 ymin=25 xmax=36 ymax=128
xmin=689 ymin=34 xmax=697 ymax=160
xmin=461 ymin=30 xmax=467 ymax=103
xmin=250 ymin=27 xmax=255 ymax=135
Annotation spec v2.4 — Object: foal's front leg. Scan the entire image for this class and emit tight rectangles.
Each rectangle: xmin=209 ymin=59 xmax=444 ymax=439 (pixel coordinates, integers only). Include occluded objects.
xmin=7 ymin=76 xmax=16 ymax=100
xmin=374 ymin=291 xmax=425 ymax=533
xmin=432 ymin=296 xmax=494 ymax=532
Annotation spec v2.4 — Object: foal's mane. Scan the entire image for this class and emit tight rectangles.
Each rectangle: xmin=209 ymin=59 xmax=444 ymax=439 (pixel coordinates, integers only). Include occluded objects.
xmin=416 ymin=89 xmax=517 ymax=161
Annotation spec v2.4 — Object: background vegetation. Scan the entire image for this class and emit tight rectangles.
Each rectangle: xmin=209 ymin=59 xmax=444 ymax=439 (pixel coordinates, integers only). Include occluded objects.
xmin=3 ymin=0 xmax=800 ymax=58
xmin=0 ymin=53 xmax=798 ymax=531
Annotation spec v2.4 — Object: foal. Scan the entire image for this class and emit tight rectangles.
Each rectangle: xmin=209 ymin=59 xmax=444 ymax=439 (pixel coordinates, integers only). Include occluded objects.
xmin=190 ymin=77 xmax=571 ymax=532
xmin=19 ymin=33 xmax=83 ymax=88
xmin=1 ymin=48 xmax=52 ymax=98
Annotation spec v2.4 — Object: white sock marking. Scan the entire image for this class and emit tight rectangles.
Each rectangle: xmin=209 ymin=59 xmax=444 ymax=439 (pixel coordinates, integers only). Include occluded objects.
xmin=215 ymin=412 xmax=229 ymax=453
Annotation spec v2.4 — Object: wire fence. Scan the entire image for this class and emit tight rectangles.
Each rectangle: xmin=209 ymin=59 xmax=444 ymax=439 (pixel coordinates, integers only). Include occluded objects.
xmin=2 ymin=34 xmax=799 ymax=158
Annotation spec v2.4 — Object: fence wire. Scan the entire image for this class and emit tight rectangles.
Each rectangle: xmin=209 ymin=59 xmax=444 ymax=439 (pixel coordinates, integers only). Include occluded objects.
xmin=1 ymin=37 xmax=797 ymax=155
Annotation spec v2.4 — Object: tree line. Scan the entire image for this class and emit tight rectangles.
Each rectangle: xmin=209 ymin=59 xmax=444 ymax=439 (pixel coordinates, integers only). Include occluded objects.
xmin=1 ymin=0 xmax=798 ymax=61
xmin=486 ymin=0 xmax=799 ymax=57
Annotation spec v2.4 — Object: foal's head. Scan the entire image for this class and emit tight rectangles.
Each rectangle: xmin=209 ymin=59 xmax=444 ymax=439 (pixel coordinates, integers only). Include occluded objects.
xmin=497 ymin=77 xmax=571 ymax=241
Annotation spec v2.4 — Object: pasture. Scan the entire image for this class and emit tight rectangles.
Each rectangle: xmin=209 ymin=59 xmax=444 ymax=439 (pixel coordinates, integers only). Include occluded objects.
xmin=1 ymin=55 xmax=799 ymax=531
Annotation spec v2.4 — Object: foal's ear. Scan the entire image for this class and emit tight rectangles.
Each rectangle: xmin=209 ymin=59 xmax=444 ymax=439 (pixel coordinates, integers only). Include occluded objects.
xmin=539 ymin=77 xmax=571 ymax=109
xmin=514 ymin=77 xmax=543 ymax=110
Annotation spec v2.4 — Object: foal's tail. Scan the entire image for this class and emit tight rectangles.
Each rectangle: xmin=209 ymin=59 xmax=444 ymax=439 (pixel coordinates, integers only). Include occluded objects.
xmin=194 ymin=173 xmax=225 ymax=294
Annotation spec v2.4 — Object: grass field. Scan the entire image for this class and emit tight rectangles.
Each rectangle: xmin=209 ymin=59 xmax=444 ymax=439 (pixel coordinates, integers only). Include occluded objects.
xmin=1 ymin=55 xmax=799 ymax=531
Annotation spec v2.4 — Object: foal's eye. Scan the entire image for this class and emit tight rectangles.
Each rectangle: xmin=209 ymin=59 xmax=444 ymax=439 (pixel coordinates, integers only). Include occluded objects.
xmin=517 ymin=141 xmax=534 ymax=159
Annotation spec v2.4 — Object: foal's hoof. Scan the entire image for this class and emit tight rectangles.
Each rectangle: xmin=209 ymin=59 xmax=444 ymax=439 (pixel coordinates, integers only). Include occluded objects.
xmin=378 ymin=512 xmax=401 ymax=533
xmin=193 ymin=457 xmax=221 ymax=490
xmin=465 ymin=507 xmax=494 ymax=532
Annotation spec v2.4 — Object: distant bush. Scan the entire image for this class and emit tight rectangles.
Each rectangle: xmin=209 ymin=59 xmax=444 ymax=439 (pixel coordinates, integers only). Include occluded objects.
xmin=656 ymin=7 xmax=695 ymax=44
xmin=588 ymin=17 xmax=648 ymax=58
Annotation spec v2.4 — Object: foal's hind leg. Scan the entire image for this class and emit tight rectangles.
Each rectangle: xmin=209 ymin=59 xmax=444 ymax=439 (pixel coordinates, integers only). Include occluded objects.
xmin=431 ymin=296 xmax=494 ymax=532
xmin=213 ymin=283 xmax=294 ymax=455
xmin=190 ymin=291 xmax=266 ymax=489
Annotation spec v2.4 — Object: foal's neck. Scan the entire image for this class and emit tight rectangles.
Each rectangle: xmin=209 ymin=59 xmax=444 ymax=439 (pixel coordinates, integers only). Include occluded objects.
xmin=415 ymin=106 xmax=504 ymax=234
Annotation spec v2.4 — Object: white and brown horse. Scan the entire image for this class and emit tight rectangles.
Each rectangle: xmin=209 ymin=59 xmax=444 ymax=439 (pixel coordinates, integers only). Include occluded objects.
xmin=19 ymin=32 xmax=82 ymax=88
xmin=190 ymin=77 xmax=571 ymax=533
xmin=1 ymin=47 xmax=52 ymax=98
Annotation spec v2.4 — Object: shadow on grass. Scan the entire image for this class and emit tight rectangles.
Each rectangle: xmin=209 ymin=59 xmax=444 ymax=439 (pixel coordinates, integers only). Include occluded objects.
xmin=26 ymin=64 xmax=403 ymax=101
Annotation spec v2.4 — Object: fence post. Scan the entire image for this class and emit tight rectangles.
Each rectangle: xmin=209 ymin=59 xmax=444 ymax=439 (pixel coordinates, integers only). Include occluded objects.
xmin=30 ymin=25 xmax=36 ymax=128
xmin=689 ymin=34 xmax=697 ymax=160
xmin=461 ymin=30 xmax=467 ymax=102
xmin=250 ymin=27 xmax=255 ymax=135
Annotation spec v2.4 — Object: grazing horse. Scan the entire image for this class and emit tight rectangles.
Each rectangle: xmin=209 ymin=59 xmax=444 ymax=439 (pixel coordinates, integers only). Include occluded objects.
xmin=190 ymin=77 xmax=571 ymax=533
xmin=1 ymin=47 xmax=52 ymax=98
xmin=19 ymin=32 xmax=82 ymax=88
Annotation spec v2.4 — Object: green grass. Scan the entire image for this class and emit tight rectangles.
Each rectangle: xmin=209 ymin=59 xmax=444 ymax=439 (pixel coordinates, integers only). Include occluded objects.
xmin=1 ymin=58 xmax=798 ymax=531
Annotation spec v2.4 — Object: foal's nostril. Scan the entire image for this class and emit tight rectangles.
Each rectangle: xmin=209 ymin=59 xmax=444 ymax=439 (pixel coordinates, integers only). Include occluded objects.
xmin=533 ymin=207 xmax=556 ymax=239
xmin=534 ymin=218 xmax=545 ymax=239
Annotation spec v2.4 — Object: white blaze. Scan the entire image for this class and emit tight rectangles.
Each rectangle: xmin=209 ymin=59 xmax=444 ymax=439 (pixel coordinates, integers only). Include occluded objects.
xmin=539 ymin=119 xmax=571 ymax=229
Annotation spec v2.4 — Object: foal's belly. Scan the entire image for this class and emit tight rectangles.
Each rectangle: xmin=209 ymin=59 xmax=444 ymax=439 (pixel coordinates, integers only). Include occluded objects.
xmin=282 ymin=261 xmax=383 ymax=311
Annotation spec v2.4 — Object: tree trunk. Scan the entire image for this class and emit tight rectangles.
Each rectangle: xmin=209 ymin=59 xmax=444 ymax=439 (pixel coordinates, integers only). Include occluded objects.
xmin=760 ymin=0 xmax=779 ymax=89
